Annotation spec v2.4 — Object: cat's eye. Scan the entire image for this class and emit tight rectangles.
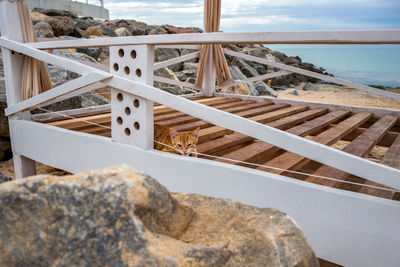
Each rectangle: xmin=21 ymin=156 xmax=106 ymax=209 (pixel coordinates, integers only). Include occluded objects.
xmin=178 ymin=144 xmax=183 ymax=148
xmin=187 ymin=143 xmax=192 ymax=147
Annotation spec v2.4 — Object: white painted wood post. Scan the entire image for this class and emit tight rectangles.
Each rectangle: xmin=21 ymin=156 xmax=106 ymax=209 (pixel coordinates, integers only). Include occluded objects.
xmin=0 ymin=0 xmax=36 ymax=178
xmin=110 ymin=45 xmax=154 ymax=149
xmin=202 ymin=47 xmax=216 ymax=97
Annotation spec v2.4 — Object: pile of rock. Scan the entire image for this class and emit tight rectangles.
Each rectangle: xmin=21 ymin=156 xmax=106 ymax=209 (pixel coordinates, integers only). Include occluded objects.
xmin=26 ymin=8 xmax=330 ymax=97
xmin=0 ymin=165 xmax=319 ymax=266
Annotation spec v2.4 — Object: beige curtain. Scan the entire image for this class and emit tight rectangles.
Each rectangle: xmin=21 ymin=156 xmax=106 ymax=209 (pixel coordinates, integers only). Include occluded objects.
xmin=195 ymin=0 xmax=232 ymax=89
xmin=17 ymin=0 xmax=52 ymax=100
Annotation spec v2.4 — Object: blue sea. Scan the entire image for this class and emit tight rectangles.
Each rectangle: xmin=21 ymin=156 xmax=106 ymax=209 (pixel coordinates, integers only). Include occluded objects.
xmin=265 ymin=44 xmax=400 ymax=88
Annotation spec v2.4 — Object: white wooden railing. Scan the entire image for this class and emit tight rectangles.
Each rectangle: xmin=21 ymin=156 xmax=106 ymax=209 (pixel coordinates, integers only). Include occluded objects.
xmin=1 ymin=1 xmax=400 ymax=265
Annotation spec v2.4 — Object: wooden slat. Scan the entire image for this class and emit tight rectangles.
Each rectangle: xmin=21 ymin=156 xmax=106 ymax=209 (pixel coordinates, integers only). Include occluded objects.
xmin=198 ymin=110 xmax=349 ymax=155
xmin=156 ymin=100 xmax=256 ymax=127
xmin=154 ymin=100 xmax=256 ymax=122
xmin=153 ymin=97 xmax=238 ymax=116
xmin=210 ymin=110 xmax=348 ymax=164
xmin=261 ymin=112 xmax=373 ymax=175
xmin=198 ymin=105 xmax=308 ymax=143
xmin=358 ymin=134 xmax=400 ymax=199
xmin=48 ymin=97 xmax=232 ymax=130
xmin=174 ymin=103 xmax=289 ymax=131
xmin=306 ymin=115 xmax=398 ymax=187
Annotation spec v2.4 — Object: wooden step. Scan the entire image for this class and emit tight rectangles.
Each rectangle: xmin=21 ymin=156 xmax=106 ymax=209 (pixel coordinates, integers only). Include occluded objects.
xmin=209 ymin=110 xmax=349 ymax=165
xmin=260 ymin=112 xmax=373 ymax=175
xmin=358 ymin=134 xmax=400 ymax=199
xmin=305 ymin=115 xmax=398 ymax=188
xmin=174 ymin=103 xmax=289 ymax=132
xmin=198 ymin=105 xmax=308 ymax=143
xmin=154 ymin=100 xmax=255 ymax=122
xmin=157 ymin=101 xmax=270 ymax=127
xmin=153 ymin=97 xmax=241 ymax=116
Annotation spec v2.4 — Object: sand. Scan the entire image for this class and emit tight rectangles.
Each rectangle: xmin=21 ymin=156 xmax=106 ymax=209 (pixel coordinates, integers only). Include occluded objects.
xmin=277 ymin=83 xmax=400 ymax=110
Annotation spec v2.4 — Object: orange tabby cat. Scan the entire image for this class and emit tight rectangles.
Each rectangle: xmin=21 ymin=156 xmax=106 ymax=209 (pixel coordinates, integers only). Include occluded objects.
xmin=154 ymin=124 xmax=200 ymax=157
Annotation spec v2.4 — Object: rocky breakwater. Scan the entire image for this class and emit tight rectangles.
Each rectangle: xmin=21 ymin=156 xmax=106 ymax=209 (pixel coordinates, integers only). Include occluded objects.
xmin=0 ymin=165 xmax=318 ymax=266
xmin=27 ymin=8 xmax=330 ymax=97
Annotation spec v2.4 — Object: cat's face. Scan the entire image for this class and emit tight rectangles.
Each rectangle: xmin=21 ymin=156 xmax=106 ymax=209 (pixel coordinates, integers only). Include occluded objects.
xmin=169 ymin=127 xmax=200 ymax=156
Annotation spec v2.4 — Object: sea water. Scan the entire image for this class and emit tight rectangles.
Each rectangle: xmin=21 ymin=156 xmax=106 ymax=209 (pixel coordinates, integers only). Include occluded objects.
xmin=265 ymin=44 xmax=400 ymax=88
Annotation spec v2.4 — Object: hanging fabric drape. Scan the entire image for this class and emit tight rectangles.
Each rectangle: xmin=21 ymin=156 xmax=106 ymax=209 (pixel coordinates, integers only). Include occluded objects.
xmin=17 ymin=0 xmax=52 ymax=100
xmin=195 ymin=0 xmax=232 ymax=89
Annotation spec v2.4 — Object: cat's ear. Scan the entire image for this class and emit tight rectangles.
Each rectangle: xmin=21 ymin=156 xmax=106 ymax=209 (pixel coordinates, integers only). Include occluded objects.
xmin=192 ymin=127 xmax=200 ymax=139
xmin=169 ymin=128 xmax=178 ymax=140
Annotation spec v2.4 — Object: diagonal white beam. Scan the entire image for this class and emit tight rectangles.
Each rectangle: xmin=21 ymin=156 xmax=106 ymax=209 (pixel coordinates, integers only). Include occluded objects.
xmin=5 ymin=73 xmax=112 ymax=116
xmin=154 ymin=51 xmax=200 ymax=70
xmin=224 ymin=49 xmax=400 ymax=101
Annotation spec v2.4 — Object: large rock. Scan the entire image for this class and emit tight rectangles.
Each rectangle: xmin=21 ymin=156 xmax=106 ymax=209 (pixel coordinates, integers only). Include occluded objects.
xmin=0 ymin=173 xmax=11 ymax=184
xmin=0 ymin=138 xmax=11 ymax=161
xmin=175 ymin=193 xmax=319 ymax=266
xmin=302 ymin=83 xmax=321 ymax=92
xmin=44 ymin=16 xmax=76 ymax=37
xmin=164 ymin=25 xmax=198 ymax=34
xmin=0 ymin=97 xmax=9 ymax=139
xmin=115 ymin=27 xmax=132 ymax=37
xmin=154 ymin=67 xmax=183 ymax=95
xmin=31 ymin=8 xmax=78 ymax=19
xmin=33 ymin=21 xmax=54 ymax=38
xmin=254 ymin=81 xmax=278 ymax=97
xmin=0 ymin=165 xmax=318 ymax=266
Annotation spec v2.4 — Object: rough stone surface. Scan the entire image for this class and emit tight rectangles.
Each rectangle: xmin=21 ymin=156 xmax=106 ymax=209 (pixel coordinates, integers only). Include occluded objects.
xmin=44 ymin=16 xmax=76 ymax=37
xmin=164 ymin=26 xmax=198 ymax=34
xmin=0 ymin=100 xmax=9 ymax=139
xmin=33 ymin=21 xmax=54 ymax=38
xmin=32 ymin=8 xmax=78 ymax=19
xmin=0 ymin=173 xmax=11 ymax=184
xmin=147 ymin=26 xmax=169 ymax=35
xmin=0 ymin=139 xmax=11 ymax=162
xmin=154 ymin=67 xmax=183 ymax=95
xmin=174 ymin=193 xmax=319 ymax=267
xmin=0 ymin=165 xmax=318 ymax=266
xmin=254 ymin=81 xmax=277 ymax=97
xmin=287 ymin=89 xmax=300 ymax=96
xmin=115 ymin=27 xmax=132 ymax=36
xmin=86 ymin=26 xmax=103 ymax=37
xmin=302 ymin=83 xmax=321 ymax=92
xmin=222 ymin=66 xmax=253 ymax=95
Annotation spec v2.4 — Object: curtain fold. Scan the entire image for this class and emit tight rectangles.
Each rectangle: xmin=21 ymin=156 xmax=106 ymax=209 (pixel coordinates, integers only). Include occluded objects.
xmin=17 ymin=0 xmax=52 ymax=100
xmin=195 ymin=0 xmax=232 ymax=89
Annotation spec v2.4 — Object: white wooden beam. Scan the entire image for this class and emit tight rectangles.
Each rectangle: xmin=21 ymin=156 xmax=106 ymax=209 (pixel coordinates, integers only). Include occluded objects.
xmin=0 ymin=37 xmax=104 ymax=76
xmin=224 ymin=49 xmax=400 ymax=101
xmin=40 ymin=82 xmax=108 ymax=107
xmin=11 ymin=119 xmax=400 ymax=267
xmin=31 ymin=104 xmax=111 ymax=122
xmin=201 ymin=46 xmax=216 ymax=96
xmin=0 ymin=0 xmax=37 ymax=178
xmin=155 ymin=45 xmax=202 ymax=49
xmin=154 ymin=51 xmax=200 ymax=70
xmin=27 ymin=30 xmax=400 ymax=49
xmin=5 ymin=73 xmax=112 ymax=116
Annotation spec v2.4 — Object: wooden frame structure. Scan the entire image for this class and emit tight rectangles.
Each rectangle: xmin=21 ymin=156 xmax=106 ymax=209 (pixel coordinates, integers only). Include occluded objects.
xmin=1 ymin=1 xmax=400 ymax=266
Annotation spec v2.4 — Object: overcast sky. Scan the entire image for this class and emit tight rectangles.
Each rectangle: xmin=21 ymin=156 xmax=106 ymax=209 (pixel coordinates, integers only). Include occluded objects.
xmin=83 ymin=0 xmax=400 ymax=32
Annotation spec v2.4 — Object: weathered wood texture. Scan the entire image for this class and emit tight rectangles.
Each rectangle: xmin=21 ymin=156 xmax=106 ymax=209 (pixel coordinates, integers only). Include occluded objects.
xmin=46 ymin=97 xmax=400 ymax=201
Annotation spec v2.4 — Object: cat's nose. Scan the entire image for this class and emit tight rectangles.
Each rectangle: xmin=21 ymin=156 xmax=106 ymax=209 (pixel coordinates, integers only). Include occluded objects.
xmin=183 ymin=151 xmax=188 ymax=156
